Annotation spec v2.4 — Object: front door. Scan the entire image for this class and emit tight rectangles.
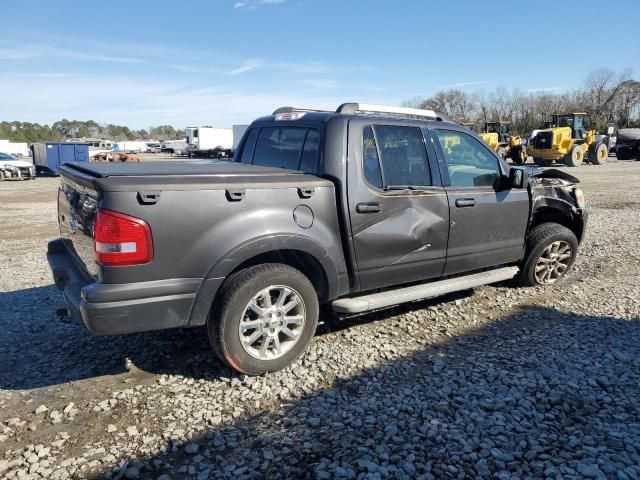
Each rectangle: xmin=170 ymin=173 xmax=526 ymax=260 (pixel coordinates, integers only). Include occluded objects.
xmin=347 ymin=120 xmax=450 ymax=291
xmin=430 ymin=128 xmax=530 ymax=275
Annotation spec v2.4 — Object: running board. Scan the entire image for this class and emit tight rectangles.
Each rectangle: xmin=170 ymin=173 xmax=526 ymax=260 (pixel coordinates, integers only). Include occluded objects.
xmin=331 ymin=266 xmax=519 ymax=314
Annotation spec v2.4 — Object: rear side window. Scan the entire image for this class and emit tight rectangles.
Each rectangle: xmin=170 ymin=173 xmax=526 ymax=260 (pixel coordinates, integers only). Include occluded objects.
xmin=240 ymin=126 xmax=320 ymax=173
xmin=362 ymin=125 xmax=431 ymax=188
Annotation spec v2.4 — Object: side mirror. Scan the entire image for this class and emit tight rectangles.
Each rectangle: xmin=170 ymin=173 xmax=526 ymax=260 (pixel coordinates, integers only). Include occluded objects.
xmin=508 ymin=168 xmax=526 ymax=189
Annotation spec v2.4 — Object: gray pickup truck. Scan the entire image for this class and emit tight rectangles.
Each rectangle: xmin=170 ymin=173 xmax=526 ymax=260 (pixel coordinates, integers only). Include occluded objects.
xmin=48 ymin=103 xmax=587 ymax=374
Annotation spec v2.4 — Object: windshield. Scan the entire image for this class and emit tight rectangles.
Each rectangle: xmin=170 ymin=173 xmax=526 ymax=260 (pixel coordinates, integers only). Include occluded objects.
xmin=555 ymin=115 xmax=586 ymax=130
xmin=556 ymin=115 xmax=572 ymax=128
xmin=486 ymin=123 xmax=509 ymax=135
xmin=0 ymin=152 xmax=17 ymax=161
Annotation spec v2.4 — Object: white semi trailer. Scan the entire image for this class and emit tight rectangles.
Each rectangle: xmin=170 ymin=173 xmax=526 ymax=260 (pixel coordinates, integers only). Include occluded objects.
xmin=185 ymin=127 xmax=233 ymax=158
xmin=232 ymin=125 xmax=249 ymax=151
xmin=0 ymin=140 xmax=30 ymax=157
xmin=113 ymin=141 xmax=148 ymax=153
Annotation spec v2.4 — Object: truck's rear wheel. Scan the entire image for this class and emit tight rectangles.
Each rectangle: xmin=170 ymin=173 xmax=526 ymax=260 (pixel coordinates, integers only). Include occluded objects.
xmin=588 ymin=142 xmax=607 ymax=165
xmin=208 ymin=263 xmax=318 ymax=374
xmin=564 ymin=145 xmax=584 ymax=167
xmin=519 ymin=223 xmax=578 ymax=287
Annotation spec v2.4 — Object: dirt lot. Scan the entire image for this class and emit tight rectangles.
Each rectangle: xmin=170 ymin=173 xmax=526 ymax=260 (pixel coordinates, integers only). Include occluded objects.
xmin=1 ymin=158 xmax=640 ymax=479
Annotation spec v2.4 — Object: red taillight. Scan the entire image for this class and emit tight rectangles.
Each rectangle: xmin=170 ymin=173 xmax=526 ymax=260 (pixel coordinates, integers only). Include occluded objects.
xmin=94 ymin=209 xmax=153 ymax=266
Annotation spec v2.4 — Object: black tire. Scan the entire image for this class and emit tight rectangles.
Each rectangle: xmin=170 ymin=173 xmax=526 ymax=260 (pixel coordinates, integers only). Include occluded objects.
xmin=208 ymin=263 xmax=319 ymax=374
xmin=533 ymin=157 xmax=545 ymax=167
xmin=588 ymin=142 xmax=608 ymax=165
xmin=534 ymin=157 xmax=554 ymax=167
xmin=511 ymin=147 xmax=526 ymax=165
xmin=616 ymin=147 xmax=631 ymax=160
xmin=564 ymin=145 xmax=584 ymax=167
xmin=519 ymin=223 xmax=578 ymax=287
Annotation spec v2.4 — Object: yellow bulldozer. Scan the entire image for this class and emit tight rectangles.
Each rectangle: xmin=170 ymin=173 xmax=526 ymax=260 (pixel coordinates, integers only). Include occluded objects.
xmin=463 ymin=121 xmax=528 ymax=164
xmin=528 ymin=113 xmax=608 ymax=167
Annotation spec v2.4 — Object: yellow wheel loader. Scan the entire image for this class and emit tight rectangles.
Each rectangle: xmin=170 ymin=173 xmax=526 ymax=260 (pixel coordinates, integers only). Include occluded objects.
xmin=483 ymin=121 xmax=527 ymax=165
xmin=528 ymin=113 xmax=608 ymax=167
xmin=467 ymin=121 xmax=528 ymax=165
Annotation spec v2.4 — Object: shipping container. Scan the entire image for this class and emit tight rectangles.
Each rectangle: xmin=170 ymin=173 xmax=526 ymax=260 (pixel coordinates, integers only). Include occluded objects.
xmin=31 ymin=142 xmax=89 ymax=175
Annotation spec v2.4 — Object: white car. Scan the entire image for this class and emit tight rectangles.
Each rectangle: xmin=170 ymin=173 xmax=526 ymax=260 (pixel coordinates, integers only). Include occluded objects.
xmin=0 ymin=152 xmax=36 ymax=180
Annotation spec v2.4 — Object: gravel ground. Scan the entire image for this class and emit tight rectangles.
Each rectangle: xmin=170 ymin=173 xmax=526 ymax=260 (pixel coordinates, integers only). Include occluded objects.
xmin=1 ymin=158 xmax=639 ymax=480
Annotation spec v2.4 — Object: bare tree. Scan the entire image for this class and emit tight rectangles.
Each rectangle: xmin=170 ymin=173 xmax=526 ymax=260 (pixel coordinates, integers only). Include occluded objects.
xmin=407 ymin=68 xmax=640 ymax=133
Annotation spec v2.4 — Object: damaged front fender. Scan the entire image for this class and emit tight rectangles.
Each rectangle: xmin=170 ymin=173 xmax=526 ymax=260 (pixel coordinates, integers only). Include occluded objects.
xmin=527 ymin=167 xmax=587 ymax=244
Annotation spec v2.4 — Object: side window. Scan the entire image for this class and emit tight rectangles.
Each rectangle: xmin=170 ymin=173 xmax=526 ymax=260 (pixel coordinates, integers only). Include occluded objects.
xmin=299 ymin=129 xmax=320 ymax=174
xmin=238 ymin=128 xmax=258 ymax=164
xmin=433 ymin=130 xmax=501 ymax=187
xmin=362 ymin=126 xmax=383 ymax=188
xmin=374 ymin=125 xmax=431 ymax=187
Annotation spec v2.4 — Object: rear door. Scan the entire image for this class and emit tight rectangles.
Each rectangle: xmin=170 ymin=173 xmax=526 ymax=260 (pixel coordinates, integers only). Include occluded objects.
xmin=431 ymin=128 xmax=529 ymax=275
xmin=347 ymin=119 xmax=449 ymax=291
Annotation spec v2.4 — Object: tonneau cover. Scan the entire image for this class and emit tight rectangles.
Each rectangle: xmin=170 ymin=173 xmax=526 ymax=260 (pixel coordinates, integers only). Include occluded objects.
xmin=64 ymin=160 xmax=302 ymax=178
xmin=59 ymin=160 xmax=333 ymax=192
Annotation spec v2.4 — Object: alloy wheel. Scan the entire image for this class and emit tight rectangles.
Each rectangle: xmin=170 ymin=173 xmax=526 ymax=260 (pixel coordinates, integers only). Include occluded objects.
xmin=238 ymin=285 xmax=306 ymax=360
xmin=534 ymin=241 xmax=572 ymax=284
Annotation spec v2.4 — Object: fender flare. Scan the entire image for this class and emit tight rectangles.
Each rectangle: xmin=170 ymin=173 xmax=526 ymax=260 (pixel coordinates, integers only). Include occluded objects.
xmin=532 ymin=196 xmax=575 ymax=214
xmin=206 ymin=233 xmax=343 ymax=285
xmin=187 ymin=233 xmax=347 ymax=326
xmin=529 ymin=197 xmax=584 ymax=243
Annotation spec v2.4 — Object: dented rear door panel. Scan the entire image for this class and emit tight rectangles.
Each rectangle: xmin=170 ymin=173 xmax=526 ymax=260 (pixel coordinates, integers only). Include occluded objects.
xmin=346 ymin=118 xmax=449 ymax=291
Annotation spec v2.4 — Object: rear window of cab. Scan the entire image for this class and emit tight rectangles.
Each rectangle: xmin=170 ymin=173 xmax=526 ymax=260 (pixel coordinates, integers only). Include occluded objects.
xmin=237 ymin=126 xmax=320 ymax=174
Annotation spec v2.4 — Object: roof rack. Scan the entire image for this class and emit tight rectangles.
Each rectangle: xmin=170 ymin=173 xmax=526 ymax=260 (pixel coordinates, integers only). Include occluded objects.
xmin=337 ymin=103 xmax=447 ymax=121
xmin=272 ymin=103 xmax=448 ymax=121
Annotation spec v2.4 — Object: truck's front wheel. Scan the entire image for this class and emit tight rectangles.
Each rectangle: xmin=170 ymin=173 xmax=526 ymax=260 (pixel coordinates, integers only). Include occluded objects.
xmin=208 ymin=263 xmax=319 ymax=374
xmin=519 ymin=223 xmax=578 ymax=287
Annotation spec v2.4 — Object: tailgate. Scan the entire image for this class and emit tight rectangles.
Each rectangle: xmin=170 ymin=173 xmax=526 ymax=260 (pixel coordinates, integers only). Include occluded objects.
xmin=57 ymin=174 xmax=100 ymax=277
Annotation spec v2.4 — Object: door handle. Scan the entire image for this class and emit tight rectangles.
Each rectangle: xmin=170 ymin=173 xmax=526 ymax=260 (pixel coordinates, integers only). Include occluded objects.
xmin=455 ymin=198 xmax=476 ymax=208
xmin=356 ymin=202 xmax=381 ymax=214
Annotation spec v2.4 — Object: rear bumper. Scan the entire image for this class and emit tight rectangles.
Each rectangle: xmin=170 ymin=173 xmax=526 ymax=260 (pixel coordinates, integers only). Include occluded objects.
xmin=47 ymin=238 xmax=201 ymax=335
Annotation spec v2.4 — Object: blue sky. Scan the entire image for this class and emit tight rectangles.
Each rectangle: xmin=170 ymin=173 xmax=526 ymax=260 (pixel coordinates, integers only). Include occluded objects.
xmin=1 ymin=0 xmax=639 ymax=129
